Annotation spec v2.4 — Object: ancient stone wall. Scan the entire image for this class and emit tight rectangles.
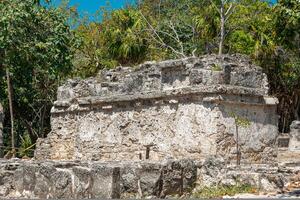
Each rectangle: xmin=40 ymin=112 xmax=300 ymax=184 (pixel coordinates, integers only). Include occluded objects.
xmin=0 ymin=159 xmax=197 ymax=199
xmin=35 ymin=55 xmax=279 ymax=163
xmin=0 ymin=158 xmax=298 ymax=199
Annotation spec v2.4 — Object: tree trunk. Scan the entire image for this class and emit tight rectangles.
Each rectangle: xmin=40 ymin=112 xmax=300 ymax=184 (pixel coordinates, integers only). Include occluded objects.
xmin=236 ymin=124 xmax=240 ymax=166
xmin=0 ymin=104 xmax=4 ymax=157
xmin=294 ymin=92 xmax=300 ymax=120
xmin=6 ymin=68 xmax=15 ymax=157
xmin=219 ymin=2 xmax=225 ymax=56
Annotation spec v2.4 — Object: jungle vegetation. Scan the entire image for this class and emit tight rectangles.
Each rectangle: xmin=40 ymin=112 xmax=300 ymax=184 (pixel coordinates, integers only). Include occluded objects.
xmin=0 ymin=0 xmax=299 ymax=157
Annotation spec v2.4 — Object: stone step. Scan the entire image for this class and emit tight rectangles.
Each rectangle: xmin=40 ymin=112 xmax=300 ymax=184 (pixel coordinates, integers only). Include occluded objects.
xmin=277 ymin=134 xmax=290 ymax=148
xmin=277 ymin=150 xmax=300 ymax=167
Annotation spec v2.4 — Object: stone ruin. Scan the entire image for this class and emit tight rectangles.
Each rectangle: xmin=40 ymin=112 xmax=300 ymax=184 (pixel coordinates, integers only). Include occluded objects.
xmin=289 ymin=121 xmax=300 ymax=152
xmin=0 ymin=55 xmax=300 ymax=199
xmin=35 ymin=54 xmax=278 ymax=163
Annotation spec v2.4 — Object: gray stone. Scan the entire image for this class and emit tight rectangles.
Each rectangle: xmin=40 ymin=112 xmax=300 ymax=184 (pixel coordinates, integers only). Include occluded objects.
xmin=289 ymin=121 xmax=300 ymax=151
xmin=0 ymin=160 xmax=298 ymax=199
xmin=196 ymin=156 xmax=226 ymax=187
xmin=189 ymin=69 xmax=203 ymax=85
xmin=158 ymin=160 xmax=197 ymax=198
xmin=120 ymin=165 xmax=139 ymax=196
xmin=90 ymin=165 xmax=120 ymax=199
xmin=120 ymin=162 xmax=162 ymax=198
xmin=35 ymin=55 xmax=278 ymax=164
xmin=52 ymin=169 xmax=73 ymax=198
xmin=73 ymin=166 xmax=92 ymax=199
xmin=290 ymin=120 xmax=300 ymax=130
xmin=138 ymin=163 xmax=161 ymax=196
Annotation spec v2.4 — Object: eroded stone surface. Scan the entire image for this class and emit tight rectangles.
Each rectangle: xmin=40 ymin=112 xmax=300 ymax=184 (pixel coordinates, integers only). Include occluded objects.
xmin=0 ymin=159 xmax=197 ymax=199
xmin=0 ymin=158 xmax=298 ymax=199
xmin=194 ymin=156 xmax=300 ymax=195
xmin=35 ymin=55 xmax=278 ymax=163
xmin=289 ymin=121 xmax=300 ymax=152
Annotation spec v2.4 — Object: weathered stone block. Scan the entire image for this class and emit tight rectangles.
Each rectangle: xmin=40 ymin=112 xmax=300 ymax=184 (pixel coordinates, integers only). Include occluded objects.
xmin=0 ymin=160 xmax=299 ymax=199
xmin=120 ymin=165 xmax=139 ymax=195
xmin=73 ymin=166 xmax=92 ymax=199
xmin=23 ymin=164 xmax=37 ymax=192
xmin=34 ymin=163 xmax=57 ymax=198
xmin=137 ymin=163 xmax=162 ymax=196
xmin=90 ymin=165 xmax=120 ymax=199
xmin=120 ymin=162 xmax=162 ymax=198
xmin=159 ymin=160 xmax=197 ymax=198
xmin=289 ymin=121 xmax=300 ymax=151
xmin=189 ymin=69 xmax=203 ymax=85
xmin=52 ymin=169 xmax=73 ymax=198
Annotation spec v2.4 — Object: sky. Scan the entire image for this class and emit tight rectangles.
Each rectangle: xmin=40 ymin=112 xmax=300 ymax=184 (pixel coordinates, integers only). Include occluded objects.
xmin=49 ymin=0 xmax=136 ymax=21
xmin=49 ymin=0 xmax=276 ymax=21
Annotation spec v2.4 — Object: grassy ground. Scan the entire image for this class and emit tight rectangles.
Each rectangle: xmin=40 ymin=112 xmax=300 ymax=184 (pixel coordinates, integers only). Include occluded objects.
xmin=192 ymin=184 xmax=257 ymax=198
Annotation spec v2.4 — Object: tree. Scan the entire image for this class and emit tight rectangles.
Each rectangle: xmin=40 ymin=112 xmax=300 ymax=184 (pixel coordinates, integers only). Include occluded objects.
xmin=6 ymin=67 xmax=15 ymax=157
xmin=275 ymin=0 xmax=300 ymax=53
xmin=65 ymin=0 xmax=300 ymax=133
xmin=72 ymin=23 xmax=104 ymax=78
xmin=139 ymin=0 xmax=206 ymax=58
xmin=73 ymin=8 xmax=148 ymax=77
xmin=230 ymin=112 xmax=250 ymax=166
xmin=102 ymin=8 xmax=148 ymax=65
xmin=0 ymin=0 xmax=77 ymax=156
xmin=0 ymin=104 xmax=4 ymax=157
xmin=210 ymin=0 xmax=236 ymax=55
xmin=271 ymin=0 xmax=300 ymax=131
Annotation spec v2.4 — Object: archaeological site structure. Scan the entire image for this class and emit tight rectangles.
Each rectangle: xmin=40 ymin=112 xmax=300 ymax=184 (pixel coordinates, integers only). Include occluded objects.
xmin=35 ymin=54 xmax=279 ymax=163
xmin=0 ymin=55 xmax=299 ymax=199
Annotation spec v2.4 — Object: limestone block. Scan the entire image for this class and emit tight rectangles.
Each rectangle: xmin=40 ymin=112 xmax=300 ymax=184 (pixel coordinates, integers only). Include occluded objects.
xmin=90 ymin=165 xmax=120 ymax=199
xmin=137 ymin=163 xmax=161 ymax=196
xmin=189 ymin=69 xmax=203 ymax=85
xmin=289 ymin=121 xmax=300 ymax=151
xmin=159 ymin=160 xmax=197 ymax=198
xmin=264 ymin=97 xmax=279 ymax=105
xmin=51 ymin=169 xmax=73 ymax=198
xmin=0 ymin=160 xmax=299 ymax=198
xmin=120 ymin=162 xmax=162 ymax=198
xmin=73 ymin=166 xmax=92 ymax=199
xmin=120 ymin=165 xmax=139 ymax=195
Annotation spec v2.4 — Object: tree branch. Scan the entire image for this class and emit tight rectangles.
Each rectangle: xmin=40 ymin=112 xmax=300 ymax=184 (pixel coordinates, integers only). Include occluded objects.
xmin=168 ymin=21 xmax=185 ymax=57
xmin=139 ymin=11 xmax=187 ymax=58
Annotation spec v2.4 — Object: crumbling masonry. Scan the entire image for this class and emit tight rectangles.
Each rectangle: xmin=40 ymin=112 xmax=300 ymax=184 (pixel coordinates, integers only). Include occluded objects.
xmin=35 ymin=55 xmax=279 ymax=163
xmin=0 ymin=55 xmax=300 ymax=199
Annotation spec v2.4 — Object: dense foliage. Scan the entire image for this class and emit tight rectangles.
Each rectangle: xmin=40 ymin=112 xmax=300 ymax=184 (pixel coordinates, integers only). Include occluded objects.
xmin=72 ymin=0 xmax=300 ymax=132
xmin=0 ymin=0 xmax=299 ymax=156
xmin=0 ymin=0 xmax=78 ymax=156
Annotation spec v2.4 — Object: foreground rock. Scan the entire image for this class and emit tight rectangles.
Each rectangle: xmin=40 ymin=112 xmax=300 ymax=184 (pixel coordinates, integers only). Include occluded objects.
xmin=0 ymin=158 xmax=299 ymax=199
xmin=0 ymin=159 xmax=196 ymax=199
xmin=35 ymin=54 xmax=278 ymax=164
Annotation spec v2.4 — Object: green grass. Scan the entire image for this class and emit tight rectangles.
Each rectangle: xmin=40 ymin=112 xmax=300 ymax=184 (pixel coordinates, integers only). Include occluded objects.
xmin=192 ymin=184 xmax=256 ymax=198
xmin=211 ymin=63 xmax=223 ymax=71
